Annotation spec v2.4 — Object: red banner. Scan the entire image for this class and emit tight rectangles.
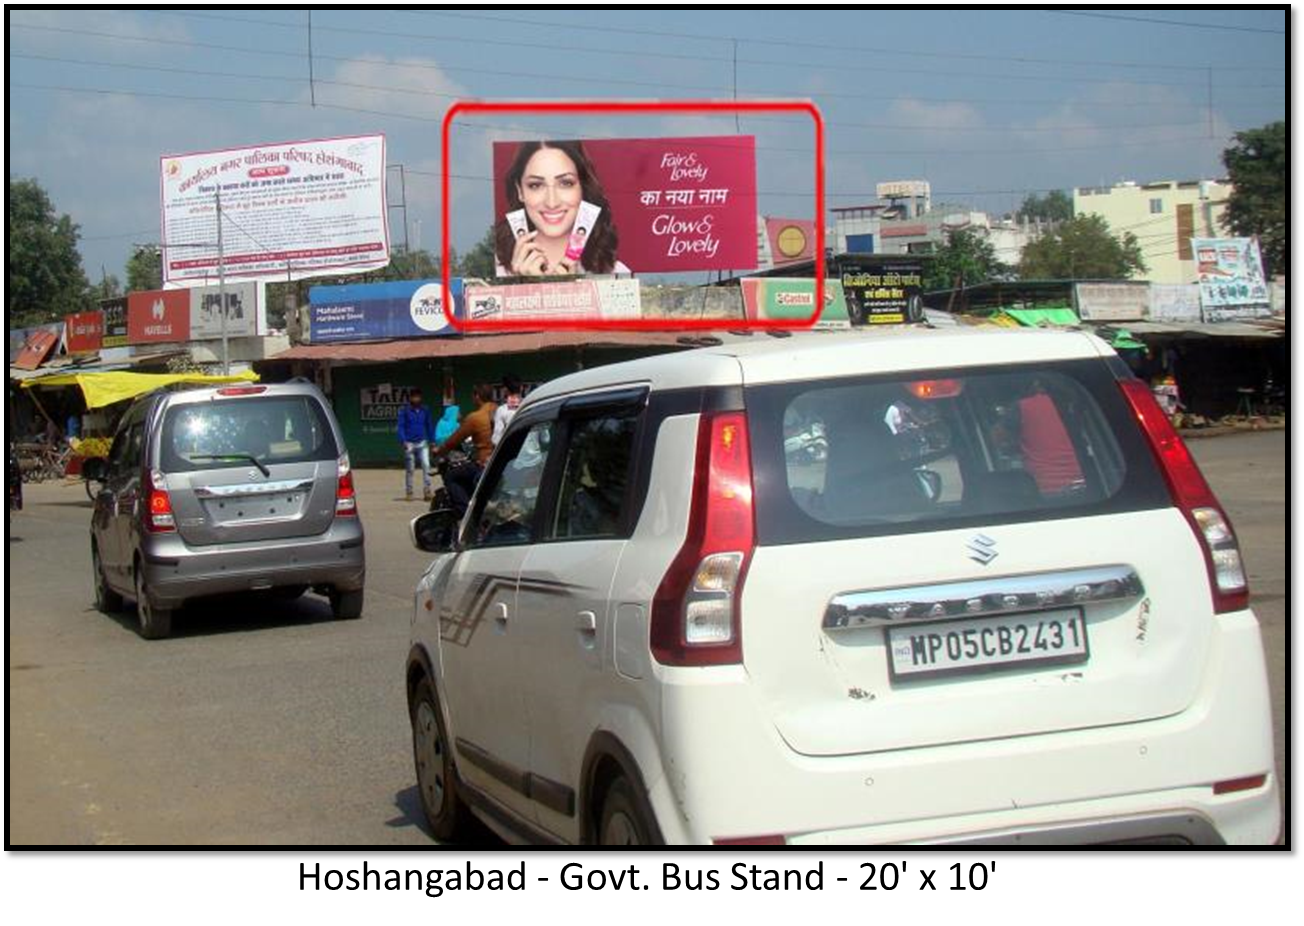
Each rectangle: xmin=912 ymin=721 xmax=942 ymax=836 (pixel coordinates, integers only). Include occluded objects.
xmin=64 ymin=311 xmax=104 ymax=354
xmin=127 ymin=290 xmax=191 ymax=343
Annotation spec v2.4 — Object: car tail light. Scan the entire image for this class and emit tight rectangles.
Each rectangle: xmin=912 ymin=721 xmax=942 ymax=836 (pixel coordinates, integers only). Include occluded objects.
xmin=1119 ymin=379 xmax=1248 ymax=613
xmin=1212 ymin=774 xmax=1267 ymax=795
xmin=651 ymin=412 xmax=754 ymax=666
xmin=335 ymin=454 xmax=357 ymax=516
xmin=216 ymin=385 xmax=267 ymax=396
xmin=145 ymin=470 xmax=176 ymax=533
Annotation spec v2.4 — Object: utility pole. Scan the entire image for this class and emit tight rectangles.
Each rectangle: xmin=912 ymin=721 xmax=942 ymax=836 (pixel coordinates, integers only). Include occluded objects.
xmin=216 ymin=187 xmax=229 ymax=375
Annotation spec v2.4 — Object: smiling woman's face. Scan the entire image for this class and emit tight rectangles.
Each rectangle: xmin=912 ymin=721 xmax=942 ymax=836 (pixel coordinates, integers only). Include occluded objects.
xmin=517 ymin=147 xmax=582 ymax=240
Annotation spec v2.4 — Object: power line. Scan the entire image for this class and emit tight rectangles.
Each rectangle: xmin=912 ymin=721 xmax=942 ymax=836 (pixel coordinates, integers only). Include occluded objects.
xmin=14 ymin=81 xmax=1228 ymax=160
xmin=1049 ymin=10 xmax=1285 ymax=36
xmin=162 ymin=8 xmax=1291 ymax=73
xmin=13 ymin=52 xmax=1264 ymax=127
xmin=10 ymin=17 xmax=1282 ymax=92
xmin=7 ymin=51 xmax=728 ymax=97
xmin=412 ymin=8 xmax=1286 ymax=72
xmin=12 ymin=52 xmax=1223 ymax=135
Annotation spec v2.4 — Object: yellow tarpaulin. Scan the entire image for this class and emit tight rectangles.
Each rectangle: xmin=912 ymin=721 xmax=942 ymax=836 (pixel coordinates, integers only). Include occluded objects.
xmin=21 ymin=370 xmax=260 ymax=410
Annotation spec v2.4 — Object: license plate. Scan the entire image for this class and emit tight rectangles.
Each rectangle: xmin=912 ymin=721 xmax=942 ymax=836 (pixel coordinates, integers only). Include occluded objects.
xmin=887 ymin=608 xmax=1088 ymax=681
xmin=204 ymin=492 xmax=306 ymax=524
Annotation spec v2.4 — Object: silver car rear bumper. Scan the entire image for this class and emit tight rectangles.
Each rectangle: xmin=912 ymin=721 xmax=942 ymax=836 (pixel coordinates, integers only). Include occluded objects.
xmin=140 ymin=519 xmax=365 ymax=608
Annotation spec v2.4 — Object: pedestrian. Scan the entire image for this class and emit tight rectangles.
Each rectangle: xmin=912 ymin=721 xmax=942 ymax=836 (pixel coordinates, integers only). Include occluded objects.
xmin=433 ymin=384 xmax=497 ymax=514
xmin=492 ymin=374 xmax=523 ymax=446
xmin=397 ymin=387 xmax=435 ymax=501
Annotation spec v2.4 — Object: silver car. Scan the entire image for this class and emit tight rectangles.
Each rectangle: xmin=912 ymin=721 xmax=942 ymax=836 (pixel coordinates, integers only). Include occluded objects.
xmin=86 ymin=381 xmax=365 ymax=639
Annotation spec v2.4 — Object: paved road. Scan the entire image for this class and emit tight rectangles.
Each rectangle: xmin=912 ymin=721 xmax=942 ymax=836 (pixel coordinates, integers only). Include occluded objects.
xmin=5 ymin=430 xmax=1287 ymax=845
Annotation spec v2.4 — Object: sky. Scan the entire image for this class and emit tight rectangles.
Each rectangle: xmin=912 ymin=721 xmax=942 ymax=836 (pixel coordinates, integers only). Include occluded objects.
xmin=7 ymin=7 xmax=1288 ymax=283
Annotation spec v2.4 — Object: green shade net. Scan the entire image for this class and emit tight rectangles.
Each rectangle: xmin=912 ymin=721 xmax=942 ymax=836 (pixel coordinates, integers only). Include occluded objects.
xmin=1000 ymin=306 xmax=1082 ymax=328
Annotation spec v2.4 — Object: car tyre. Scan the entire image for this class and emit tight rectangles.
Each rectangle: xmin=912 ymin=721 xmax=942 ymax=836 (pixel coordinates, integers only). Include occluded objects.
xmin=330 ymin=588 xmax=364 ymax=620
xmin=410 ymin=676 xmax=471 ymax=842
xmin=134 ymin=566 xmax=173 ymax=640
xmin=597 ymin=775 xmax=658 ymax=846
xmin=92 ymin=543 xmax=124 ymax=613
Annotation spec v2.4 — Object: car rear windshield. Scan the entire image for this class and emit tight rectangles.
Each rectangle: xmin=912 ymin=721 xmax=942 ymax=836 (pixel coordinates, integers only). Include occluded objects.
xmin=745 ymin=359 xmax=1170 ymax=545
xmin=159 ymin=395 xmax=339 ymax=473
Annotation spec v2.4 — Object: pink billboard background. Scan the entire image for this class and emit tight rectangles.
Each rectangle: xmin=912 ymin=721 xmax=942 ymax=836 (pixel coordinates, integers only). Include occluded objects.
xmin=492 ymin=136 xmax=758 ymax=274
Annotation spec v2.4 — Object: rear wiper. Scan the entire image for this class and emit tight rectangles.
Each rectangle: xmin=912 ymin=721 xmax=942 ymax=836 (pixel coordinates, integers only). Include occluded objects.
xmin=189 ymin=453 xmax=271 ymax=478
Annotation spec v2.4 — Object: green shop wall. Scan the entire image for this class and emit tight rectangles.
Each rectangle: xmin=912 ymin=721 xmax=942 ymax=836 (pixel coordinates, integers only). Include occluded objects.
xmin=328 ymin=346 xmax=673 ymax=465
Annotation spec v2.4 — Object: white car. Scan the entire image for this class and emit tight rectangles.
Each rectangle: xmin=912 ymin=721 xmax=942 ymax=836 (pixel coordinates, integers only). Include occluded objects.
xmin=405 ymin=326 xmax=1280 ymax=845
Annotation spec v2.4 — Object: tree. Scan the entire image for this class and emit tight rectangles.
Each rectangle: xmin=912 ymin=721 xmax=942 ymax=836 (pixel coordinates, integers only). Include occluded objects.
xmin=923 ymin=228 xmax=1010 ymax=292
xmin=8 ymin=178 xmax=89 ymax=325
xmin=456 ymin=227 xmax=498 ymax=279
xmin=1015 ymin=190 xmax=1072 ymax=223
xmin=1018 ymin=214 xmax=1147 ymax=280
xmin=125 ymin=245 xmax=162 ymax=292
xmin=1222 ymin=120 xmax=1285 ymax=275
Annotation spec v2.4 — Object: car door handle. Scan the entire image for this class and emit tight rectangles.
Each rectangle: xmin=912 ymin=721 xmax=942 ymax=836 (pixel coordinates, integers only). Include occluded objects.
xmin=493 ymin=602 xmax=509 ymax=632
xmin=575 ymin=611 xmax=597 ymax=648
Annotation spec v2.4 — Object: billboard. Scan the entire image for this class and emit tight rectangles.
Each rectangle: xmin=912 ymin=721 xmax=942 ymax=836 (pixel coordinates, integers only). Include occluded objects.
xmin=160 ymin=134 xmax=389 ymax=286
xmin=491 ymin=136 xmax=757 ymax=275
xmin=1148 ymin=284 xmax=1202 ymax=322
xmin=740 ymin=278 xmax=850 ymax=330
xmin=127 ymin=289 xmax=190 ymax=343
xmin=763 ymin=217 xmax=817 ymax=267
xmin=1191 ymin=237 xmax=1271 ymax=321
xmin=840 ymin=258 xmax=925 ymax=324
xmin=876 ymin=180 xmax=930 ymax=199
xmin=64 ymin=311 xmax=104 ymax=354
xmin=1074 ymin=282 xmax=1149 ymax=322
xmin=308 ymin=279 xmax=463 ymax=343
xmin=187 ymin=281 xmax=259 ymax=341
xmin=464 ymin=279 xmax=641 ymax=324
xmin=99 ymin=297 xmax=129 ymax=347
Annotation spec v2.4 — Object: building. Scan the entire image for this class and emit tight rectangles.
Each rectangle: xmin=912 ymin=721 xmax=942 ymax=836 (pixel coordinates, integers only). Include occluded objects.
xmin=832 ymin=179 xmax=1037 ymax=266
xmin=1073 ymin=179 xmax=1232 ymax=285
xmin=830 ymin=204 xmax=890 ymax=255
xmin=877 ymin=206 xmax=1038 ymax=265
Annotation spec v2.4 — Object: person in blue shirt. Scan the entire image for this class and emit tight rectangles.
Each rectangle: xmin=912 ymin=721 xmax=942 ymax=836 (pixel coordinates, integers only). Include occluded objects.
xmin=434 ymin=404 xmax=461 ymax=446
xmin=397 ymin=387 xmax=435 ymax=501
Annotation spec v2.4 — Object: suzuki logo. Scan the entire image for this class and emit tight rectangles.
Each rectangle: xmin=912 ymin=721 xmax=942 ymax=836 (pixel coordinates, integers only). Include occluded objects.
xmin=966 ymin=534 xmax=998 ymax=566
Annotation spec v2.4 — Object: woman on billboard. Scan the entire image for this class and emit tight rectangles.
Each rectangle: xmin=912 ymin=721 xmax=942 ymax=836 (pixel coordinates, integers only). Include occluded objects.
xmin=494 ymin=141 xmax=627 ymax=276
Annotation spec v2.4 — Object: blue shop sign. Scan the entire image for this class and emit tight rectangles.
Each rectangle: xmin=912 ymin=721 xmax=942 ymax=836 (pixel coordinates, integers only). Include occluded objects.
xmin=308 ymin=278 xmax=463 ymax=342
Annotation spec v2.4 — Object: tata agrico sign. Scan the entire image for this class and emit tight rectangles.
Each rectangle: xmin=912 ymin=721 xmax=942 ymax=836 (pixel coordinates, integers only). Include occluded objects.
xmin=308 ymin=279 xmax=464 ymax=343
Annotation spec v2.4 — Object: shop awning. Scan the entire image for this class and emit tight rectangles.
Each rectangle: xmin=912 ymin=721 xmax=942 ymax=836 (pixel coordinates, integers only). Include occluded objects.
xmin=1089 ymin=319 xmax=1284 ymax=340
xmin=273 ymin=330 xmax=696 ymax=362
xmin=20 ymin=370 xmax=260 ymax=409
xmin=1000 ymin=306 xmax=1082 ymax=328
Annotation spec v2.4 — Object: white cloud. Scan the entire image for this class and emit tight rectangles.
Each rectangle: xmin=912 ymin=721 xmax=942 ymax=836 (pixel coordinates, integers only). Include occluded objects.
xmin=887 ymin=98 xmax=985 ymax=131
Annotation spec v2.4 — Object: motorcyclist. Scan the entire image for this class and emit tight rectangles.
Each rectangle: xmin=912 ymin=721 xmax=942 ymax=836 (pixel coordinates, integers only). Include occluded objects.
xmin=432 ymin=384 xmax=497 ymax=517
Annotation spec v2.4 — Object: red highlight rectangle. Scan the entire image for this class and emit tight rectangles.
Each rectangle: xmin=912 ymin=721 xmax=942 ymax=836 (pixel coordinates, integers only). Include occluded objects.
xmin=442 ymin=99 xmax=824 ymax=332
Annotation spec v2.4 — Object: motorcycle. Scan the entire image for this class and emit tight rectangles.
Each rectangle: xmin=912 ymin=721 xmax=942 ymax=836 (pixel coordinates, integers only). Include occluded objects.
xmin=428 ymin=440 xmax=475 ymax=516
